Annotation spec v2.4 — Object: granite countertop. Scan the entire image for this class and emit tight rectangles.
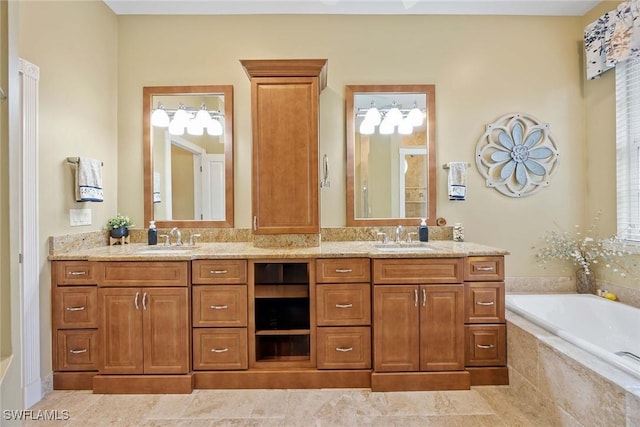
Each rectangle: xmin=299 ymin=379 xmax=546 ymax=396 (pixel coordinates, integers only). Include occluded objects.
xmin=48 ymin=240 xmax=509 ymax=261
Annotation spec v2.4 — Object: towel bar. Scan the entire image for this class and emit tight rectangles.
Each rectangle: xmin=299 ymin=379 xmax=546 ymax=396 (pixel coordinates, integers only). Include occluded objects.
xmin=66 ymin=157 xmax=103 ymax=166
xmin=442 ymin=162 xmax=471 ymax=169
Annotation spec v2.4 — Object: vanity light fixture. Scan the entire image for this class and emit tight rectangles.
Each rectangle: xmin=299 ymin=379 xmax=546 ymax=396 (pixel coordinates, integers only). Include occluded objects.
xmin=398 ymin=117 xmax=414 ymax=135
xmin=407 ymin=102 xmax=424 ymax=127
xmin=151 ymin=102 xmax=224 ymax=137
xmin=363 ymin=101 xmax=382 ymax=126
xmin=379 ymin=117 xmax=395 ymax=135
xmin=150 ymin=103 xmax=170 ymax=127
xmin=385 ymin=102 xmax=403 ymax=126
xmin=357 ymin=101 xmax=426 ymax=135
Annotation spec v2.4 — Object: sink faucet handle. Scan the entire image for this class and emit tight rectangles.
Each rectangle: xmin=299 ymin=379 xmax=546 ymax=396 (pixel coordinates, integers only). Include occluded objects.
xmin=170 ymin=227 xmax=183 ymax=246
xmin=189 ymin=233 xmax=201 ymax=246
xmin=395 ymin=225 xmax=404 ymax=243
xmin=158 ymin=234 xmax=170 ymax=246
xmin=406 ymin=232 xmax=418 ymax=243
xmin=376 ymin=232 xmax=389 ymax=244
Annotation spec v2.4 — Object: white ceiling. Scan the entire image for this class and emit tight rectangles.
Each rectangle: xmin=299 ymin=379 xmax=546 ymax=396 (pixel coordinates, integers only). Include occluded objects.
xmin=103 ymin=0 xmax=602 ymax=16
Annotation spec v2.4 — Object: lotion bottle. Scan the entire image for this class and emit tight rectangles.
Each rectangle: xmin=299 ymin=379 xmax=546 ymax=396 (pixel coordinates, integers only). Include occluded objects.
xmin=148 ymin=220 xmax=157 ymax=245
xmin=419 ymin=218 xmax=429 ymax=242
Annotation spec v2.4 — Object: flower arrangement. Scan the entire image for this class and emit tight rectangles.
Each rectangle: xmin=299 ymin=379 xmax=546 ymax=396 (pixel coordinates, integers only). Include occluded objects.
xmin=106 ymin=213 xmax=134 ymax=231
xmin=535 ymin=212 xmax=627 ymax=277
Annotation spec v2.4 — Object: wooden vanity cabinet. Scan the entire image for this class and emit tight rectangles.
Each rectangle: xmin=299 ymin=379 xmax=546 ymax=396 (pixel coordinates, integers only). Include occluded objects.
xmin=371 ymin=258 xmax=468 ymax=391
xmin=51 ymin=261 xmax=99 ymax=390
xmin=463 ymin=256 xmax=509 ymax=386
xmin=93 ymin=261 xmax=191 ymax=394
xmin=241 ymin=59 xmax=328 ymax=235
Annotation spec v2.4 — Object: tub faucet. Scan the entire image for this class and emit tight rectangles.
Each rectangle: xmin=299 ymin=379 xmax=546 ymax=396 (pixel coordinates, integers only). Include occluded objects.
xmin=170 ymin=227 xmax=183 ymax=246
xmin=395 ymin=225 xmax=404 ymax=243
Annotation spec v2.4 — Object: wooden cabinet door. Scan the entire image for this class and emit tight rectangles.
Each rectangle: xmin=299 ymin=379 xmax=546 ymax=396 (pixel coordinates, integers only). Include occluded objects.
xmin=143 ymin=287 xmax=190 ymax=374
xmin=373 ymin=286 xmax=419 ymax=372
xmin=419 ymin=285 xmax=464 ymax=371
xmin=99 ymin=288 xmax=143 ymax=374
xmin=252 ymin=77 xmax=319 ymax=234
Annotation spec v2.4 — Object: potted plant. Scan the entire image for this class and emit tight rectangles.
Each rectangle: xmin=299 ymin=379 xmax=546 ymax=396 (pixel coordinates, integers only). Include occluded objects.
xmin=106 ymin=213 xmax=134 ymax=238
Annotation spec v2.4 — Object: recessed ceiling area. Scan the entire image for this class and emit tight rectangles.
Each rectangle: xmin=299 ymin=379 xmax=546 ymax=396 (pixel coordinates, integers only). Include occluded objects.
xmin=103 ymin=0 xmax=602 ymax=16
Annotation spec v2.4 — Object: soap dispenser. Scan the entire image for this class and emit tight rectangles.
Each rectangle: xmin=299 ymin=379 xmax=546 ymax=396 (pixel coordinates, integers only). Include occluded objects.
xmin=419 ymin=218 xmax=429 ymax=242
xmin=148 ymin=220 xmax=157 ymax=245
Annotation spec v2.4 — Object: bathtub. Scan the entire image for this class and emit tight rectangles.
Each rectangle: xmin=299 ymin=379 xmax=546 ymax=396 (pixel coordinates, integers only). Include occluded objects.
xmin=505 ymin=293 xmax=640 ymax=380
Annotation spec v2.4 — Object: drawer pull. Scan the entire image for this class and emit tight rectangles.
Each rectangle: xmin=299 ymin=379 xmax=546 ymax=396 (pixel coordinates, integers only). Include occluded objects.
xmin=134 ymin=292 xmax=140 ymax=310
xmin=335 ymin=303 xmax=353 ymax=309
xmin=477 ymin=344 xmax=495 ymax=349
xmin=68 ymin=271 xmax=87 ymax=276
xmin=211 ymin=348 xmax=229 ymax=353
xmin=65 ymin=306 xmax=86 ymax=311
xmin=335 ymin=268 xmax=353 ymax=273
xmin=476 ymin=266 xmax=495 ymax=272
xmin=335 ymin=347 xmax=353 ymax=352
xmin=476 ymin=301 xmax=495 ymax=306
xmin=210 ymin=270 xmax=228 ymax=274
xmin=69 ymin=348 xmax=88 ymax=354
xmin=210 ymin=305 xmax=228 ymax=310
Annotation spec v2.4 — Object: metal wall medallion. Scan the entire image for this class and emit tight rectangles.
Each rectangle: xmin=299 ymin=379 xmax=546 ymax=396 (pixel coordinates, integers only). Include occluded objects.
xmin=475 ymin=113 xmax=559 ymax=198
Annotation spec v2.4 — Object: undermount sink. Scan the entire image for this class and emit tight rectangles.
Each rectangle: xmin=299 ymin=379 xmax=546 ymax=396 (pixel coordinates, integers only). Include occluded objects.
xmin=374 ymin=243 xmax=434 ymax=252
xmin=136 ymin=246 xmax=198 ymax=254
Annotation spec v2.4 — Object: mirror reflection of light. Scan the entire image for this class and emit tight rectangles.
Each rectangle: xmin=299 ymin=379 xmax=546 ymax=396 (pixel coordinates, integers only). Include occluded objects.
xmin=364 ymin=105 xmax=381 ymax=126
xmin=172 ymin=105 xmax=189 ymax=128
xmin=359 ymin=119 xmax=375 ymax=135
xmin=386 ymin=106 xmax=403 ymax=126
xmin=379 ymin=117 xmax=394 ymax=135
xmin=398 ymin=117 xmax=413 ymax=135
xmin=195 ymin=105 xmax=213 ymax=127
xmin=151 ymin=103 xmax=170 ymax=127
xmin=187 ymin=120 xmax=204 ymax=136
xmin=168 ymin=120 xmax=185 ymax=136
xmin=408 ymin=106 xmax=424 ymax=127
xmin=207 ymin=118 xmax=223 ymax=136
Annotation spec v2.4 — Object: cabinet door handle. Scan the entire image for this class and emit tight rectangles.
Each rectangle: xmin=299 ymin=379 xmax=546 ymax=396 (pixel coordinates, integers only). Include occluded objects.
xmin=210 ymin=305 xmax=228 ymax=310
xmin=335 ymin=347 xmax=353 ymax=352
xmin=210 ymin=270 xmax=228 ymax=274
xmin=253 ymin=216 xmax=257 ymax=231
xmin=65 ymin=306 xmax=86 ymax=311
xmin=476 ymin=266 xmax=495 ymax=272
xmin=69 ymin=348 xmax=88 ymax=354
xmin=414 ymin=289 xmax=418 ymax=306
xmin=477 ymin=344 xmax=495 ymax=349
xmin=211 ymin=348 xmax=229 ymax=353
xmin=476 ymin=301 xmax=495 ymax=306
xmin=142 ymin=292 xmax=148 ymax=310
xmin=68 ymin=271 xmax=86 ymax=276
xmin=335 ymin=303 xmax=353 ymax=309
xmin=422 ymin=289 xmax=427 ymax=307
xmin=134 ymin=292 xmax=140 ymax=310
xmin=334 ymin=268 xmax=352 ymax=273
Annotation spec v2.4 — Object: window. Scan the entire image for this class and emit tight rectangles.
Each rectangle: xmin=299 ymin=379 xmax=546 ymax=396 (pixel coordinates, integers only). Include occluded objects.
xmin=616 ymin=57 xmax=640 ymax=241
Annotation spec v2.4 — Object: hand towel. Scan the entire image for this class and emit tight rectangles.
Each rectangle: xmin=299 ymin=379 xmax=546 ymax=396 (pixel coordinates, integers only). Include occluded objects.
xmin=75 ymin=157 xmax=103 ymax=202
xmin=448 ymin=162 xmax=467 ymax=201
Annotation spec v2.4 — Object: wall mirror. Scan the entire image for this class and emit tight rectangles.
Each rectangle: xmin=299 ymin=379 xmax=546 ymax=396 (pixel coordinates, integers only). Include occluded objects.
xmin=346 ymin=84 xmax=436 ymax=226
xmin=143 ymin=85 xmax=234 ymax=228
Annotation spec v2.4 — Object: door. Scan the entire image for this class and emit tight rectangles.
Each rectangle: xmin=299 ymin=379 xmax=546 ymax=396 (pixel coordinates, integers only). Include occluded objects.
xmin=143 ymin=287 xmax=190 ymax=374
xmin=99 ymin=288 xmax=143 ymax=374
xmin=373 ymin=285 xmax=419 ymax=372
xmin=419 ymin=285 xmax=464 ymax=371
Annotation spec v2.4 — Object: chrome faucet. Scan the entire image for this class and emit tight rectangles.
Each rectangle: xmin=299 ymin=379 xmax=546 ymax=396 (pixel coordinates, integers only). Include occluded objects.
xmin=169 ymin=227 xmax=183 ymax=246
xmin=395 ymin=225 xmax=404 ymax=243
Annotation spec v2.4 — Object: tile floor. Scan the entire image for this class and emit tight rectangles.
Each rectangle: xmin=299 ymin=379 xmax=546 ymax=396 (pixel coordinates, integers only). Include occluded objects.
xmin=23 ymin=386 xmax=555 ymax=426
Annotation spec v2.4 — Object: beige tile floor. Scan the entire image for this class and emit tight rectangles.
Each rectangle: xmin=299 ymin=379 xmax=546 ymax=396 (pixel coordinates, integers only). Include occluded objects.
xmin=23 ymin=386 xmax=554 ymax=426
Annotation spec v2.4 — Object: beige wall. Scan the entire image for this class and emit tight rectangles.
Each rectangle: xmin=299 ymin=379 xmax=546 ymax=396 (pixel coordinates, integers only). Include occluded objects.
xmin=18 ymin=0 xmax=118 ymax=376
xmin=118 ymin=14 xmax=585 ymax=278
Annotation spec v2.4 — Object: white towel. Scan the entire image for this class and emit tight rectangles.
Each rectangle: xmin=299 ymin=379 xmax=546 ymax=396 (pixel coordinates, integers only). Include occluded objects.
xmin=448 ymin=162 xmax=467 ymax=201
xmin=75 ymin=157 xmax=103 ymax=202
xmin=153 ymin=172 xmax=162 ymax=203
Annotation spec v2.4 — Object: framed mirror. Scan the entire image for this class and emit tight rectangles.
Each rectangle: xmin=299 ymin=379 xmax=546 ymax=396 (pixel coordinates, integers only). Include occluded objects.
xmin=346 ymin=84 xmax=436 ymax=226
xmin=143 ymin=85 xmax=234 ymax=228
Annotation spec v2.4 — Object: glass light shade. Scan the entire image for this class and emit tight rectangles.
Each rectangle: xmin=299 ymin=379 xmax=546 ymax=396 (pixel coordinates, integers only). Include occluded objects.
xmin=151 ymin=108 xmax=170 ymax=127
xmin=173 ymin=108 xmax=189 ymax=127
xmin=379 ymin=117 xmax=394 ymax=135
xmin=195 ymin=108 xmax=213 ymax=127
xmin=207 ymin=118 xmax=223 ymax=136
xmin=364 ymin=107 xmax=381 ymax=126
xmin=386 ymin=107 xmax=403 ymax=126
xmin=359 ymin=120 xmax=375 ymax=135
xmin=398 ymin=118 xmax=413 ymax=135
xmin=168 ymin=119 xmax=185 ymax=136
xmin=187 ymin=120 xmax=204 ymax=136
xmin=408 ymin=107 xmax=424 ymax=127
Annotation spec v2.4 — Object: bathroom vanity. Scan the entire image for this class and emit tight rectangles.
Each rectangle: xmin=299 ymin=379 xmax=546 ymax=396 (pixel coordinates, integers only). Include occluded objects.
xmin=50 ymin=240 xmax=508 ymax=394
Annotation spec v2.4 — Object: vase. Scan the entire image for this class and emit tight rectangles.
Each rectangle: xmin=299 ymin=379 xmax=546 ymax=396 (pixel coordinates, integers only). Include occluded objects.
xmin=110 ymin=226 xmax=129 ymax=238
xmin=575 ymin=269 xmax=596 ymax=294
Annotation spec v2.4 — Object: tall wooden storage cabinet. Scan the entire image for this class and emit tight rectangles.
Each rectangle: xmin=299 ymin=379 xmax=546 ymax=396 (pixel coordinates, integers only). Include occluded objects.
xmin=241 ymin=59 xmax=328 ymax=235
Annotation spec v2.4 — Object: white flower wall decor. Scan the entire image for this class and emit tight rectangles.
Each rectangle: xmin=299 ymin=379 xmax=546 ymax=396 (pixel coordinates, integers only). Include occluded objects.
xmin=475 ymin=113 xmax=559 ymax=198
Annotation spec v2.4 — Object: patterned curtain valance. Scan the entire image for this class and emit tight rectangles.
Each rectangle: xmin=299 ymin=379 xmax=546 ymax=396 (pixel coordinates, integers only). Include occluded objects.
xmin=585 ymin=0 xmax=640 ymax=80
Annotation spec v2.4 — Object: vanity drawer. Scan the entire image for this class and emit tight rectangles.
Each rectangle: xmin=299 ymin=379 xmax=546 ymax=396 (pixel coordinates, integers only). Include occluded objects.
xmin=316 ymin=258 xmax=370 ymax=283
xmin=193 ymin=285 xmax=248 ymax=327
xmin=52 ymin=287 xmax=98 ymax=329
xmin=464 ymin=257 xmax=504 ymax=281
xmin=372 ymin=258 xmax=463 ymax=284
xmin=193 ymin=328 xmax=248 ymax=370
xmin=465 ymin=324 xmax=506 ymax=366
xmin=317 ymin=327 xmax=371 ymax=369
xmin=316 ymin=284 xmax=371 ymax=326
xmin=464 ymin=282 xmax=505 ymax=323
xmin=56 ymin=329 xmax=99 ymax=371
xmin=193 ymin=260 xmax=248 ymax=284
xmin=54 ymin=261 xmax=97 ymax=285
xmin=97 ymin=261 xmax=189 ymax=287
